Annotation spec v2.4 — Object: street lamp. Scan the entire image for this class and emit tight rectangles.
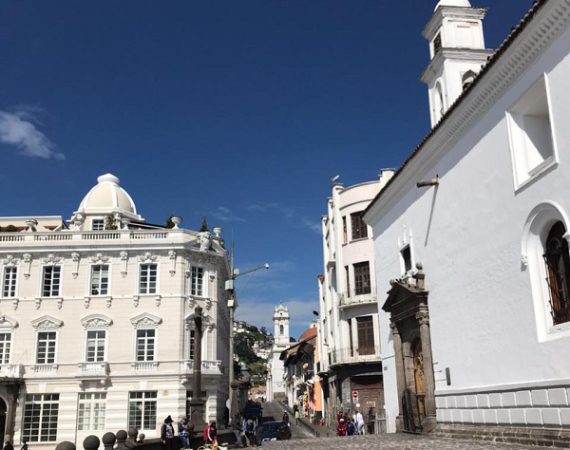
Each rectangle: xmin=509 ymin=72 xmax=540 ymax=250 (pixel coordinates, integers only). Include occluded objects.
xmin=225 ymin=262 xmax=269 ymax=426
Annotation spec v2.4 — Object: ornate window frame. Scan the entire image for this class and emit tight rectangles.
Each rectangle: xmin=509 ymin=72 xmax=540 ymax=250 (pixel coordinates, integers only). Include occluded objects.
xmin=31 ymin=315 xmax=63 ymax=365
xmin=81 ymin=314 xmax=113 ymax=362
xmin=522 ymin=201 xmax=570 ymax=341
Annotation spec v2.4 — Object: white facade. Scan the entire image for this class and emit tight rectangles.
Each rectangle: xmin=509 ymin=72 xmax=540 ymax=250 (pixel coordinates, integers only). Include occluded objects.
xmin=0 ymin=174 xmax=231 ymax=448
xmin=317 ymin=171 xmax=392 ymax=422
xmin=365 ymin=0 xmax=570 ymax=436
xmin=265 ymin=304 xmax=290 ymax=401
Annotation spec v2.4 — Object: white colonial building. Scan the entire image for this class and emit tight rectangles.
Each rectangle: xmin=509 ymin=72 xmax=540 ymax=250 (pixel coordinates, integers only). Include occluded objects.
xmin=316 ymin=171 xmax=392 ymax=424
xmin=265 ymin=304 xmax=290 ymax=402
xmin=0 ymin=174 xmax=231 ymax=448
xmin=365 ymin=0 xmax=570 ymax=445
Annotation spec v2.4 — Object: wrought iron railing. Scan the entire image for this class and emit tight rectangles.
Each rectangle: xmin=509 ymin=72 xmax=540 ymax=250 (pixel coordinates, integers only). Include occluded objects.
xmin=329 ymin=346 xmax=380 ymax=366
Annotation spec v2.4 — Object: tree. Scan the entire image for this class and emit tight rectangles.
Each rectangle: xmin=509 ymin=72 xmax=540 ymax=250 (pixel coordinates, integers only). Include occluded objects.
xmin=104 ymin=216 xmax=117 ymax=230
xmin=165 ymin=215 xmax=175 ymax=229
xmin=199 ymin=217 xmax=209 ymax=232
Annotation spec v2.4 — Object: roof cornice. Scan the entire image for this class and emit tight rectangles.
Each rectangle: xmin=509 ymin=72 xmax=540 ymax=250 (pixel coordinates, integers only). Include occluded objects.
xmin=421 ymin=48 xmax=493 ymax=83
xmin=423 ymin=7 xmax=487 ymax=40
xmin=364 ymin=0 xmax=568 ymax=225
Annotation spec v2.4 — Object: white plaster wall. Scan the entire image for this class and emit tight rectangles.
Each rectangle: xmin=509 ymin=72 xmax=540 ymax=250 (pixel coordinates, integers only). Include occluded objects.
xmin=370 ymin=22 xmax=570 ymax=431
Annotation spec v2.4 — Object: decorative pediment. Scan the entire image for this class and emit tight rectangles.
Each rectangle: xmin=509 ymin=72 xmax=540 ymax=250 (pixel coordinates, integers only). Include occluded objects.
xmin=2 ymin=255 xmax=19 ymax=266
xmin=130 ymin=313 xmax=162 ymax=329
xmin=90 ymin=253 xmax=109 ymax=264
xmin=31 ymin=315 xmax=63 ymax=330
xmin=42 ymin=254 xmax=62 ymax=265
xmin=81 ymin=314 xmax=113 ymax=329
xmin=0 ymin=315 xmax=18 ymax=329
xmin=184 ymin=312 xmax=212 ymax=330
xmin=138 ymin=252 xmax=157 ymax=263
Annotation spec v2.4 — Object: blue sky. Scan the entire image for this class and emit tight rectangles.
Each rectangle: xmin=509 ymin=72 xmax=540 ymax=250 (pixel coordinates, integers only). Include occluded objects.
xmin=0 ymin=0 xmax=532 ymax=338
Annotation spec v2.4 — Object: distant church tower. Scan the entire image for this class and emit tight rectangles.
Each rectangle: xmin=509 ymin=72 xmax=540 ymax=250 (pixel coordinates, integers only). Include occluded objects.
xmin=266 ymin=304 xmax=290 ymax=401
xmin=421 ymin=0 xmax=493 ymax=127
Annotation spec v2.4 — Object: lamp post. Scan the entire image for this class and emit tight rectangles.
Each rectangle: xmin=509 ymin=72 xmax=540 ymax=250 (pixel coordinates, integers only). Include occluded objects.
xmin=226 ymin=263 xmax=269 ymax=427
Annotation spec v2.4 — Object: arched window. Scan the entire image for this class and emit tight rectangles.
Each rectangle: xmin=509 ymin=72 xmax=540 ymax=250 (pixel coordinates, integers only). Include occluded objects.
xmin=543 ymin=221 xmax=570 ymax=325
xmin=279 ymin=324 xmax=284 ymax=335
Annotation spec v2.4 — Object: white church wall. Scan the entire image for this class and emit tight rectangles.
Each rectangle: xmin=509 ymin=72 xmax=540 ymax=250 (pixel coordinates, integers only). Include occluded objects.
xmin=369 ymin=9 xmax=570 ymax=432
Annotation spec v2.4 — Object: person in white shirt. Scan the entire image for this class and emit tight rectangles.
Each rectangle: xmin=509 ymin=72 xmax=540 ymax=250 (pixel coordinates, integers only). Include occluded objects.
xmin=355 ymin=411 xmax=365 ymax=435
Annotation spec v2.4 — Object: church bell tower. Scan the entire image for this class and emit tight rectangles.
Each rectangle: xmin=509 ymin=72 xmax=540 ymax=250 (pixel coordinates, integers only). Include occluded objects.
xmin=421 ymin=0 xmax=493 ymax=127
xmin=273 ymin=304 xmax=290 ymax=347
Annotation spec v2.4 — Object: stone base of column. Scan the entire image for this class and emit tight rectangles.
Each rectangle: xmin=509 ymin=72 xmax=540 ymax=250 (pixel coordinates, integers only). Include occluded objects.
xmin=395 ymin=415 xmax=404 ymax=433
xmin=422 ymin=415 xmax=437 ymax=433
xmin=189 ymin=399 xmax=206 ymax=431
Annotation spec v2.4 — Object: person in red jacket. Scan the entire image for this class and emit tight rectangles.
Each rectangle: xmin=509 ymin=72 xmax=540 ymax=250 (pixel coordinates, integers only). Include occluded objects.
xmin=336 ymin=418 xmax=347 ymax=436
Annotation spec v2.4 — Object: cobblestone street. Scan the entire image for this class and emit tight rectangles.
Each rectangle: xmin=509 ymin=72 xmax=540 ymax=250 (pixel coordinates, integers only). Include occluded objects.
xmin=264 ymin=434 xmax=533 ymax=450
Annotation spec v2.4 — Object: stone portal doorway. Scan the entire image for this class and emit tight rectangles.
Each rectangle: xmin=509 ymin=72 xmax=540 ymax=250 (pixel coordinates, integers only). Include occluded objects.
xmin=382 ymin=264 xmax=436 ymax=433
xmin=0 ymin=397 xmax=6 ymax=444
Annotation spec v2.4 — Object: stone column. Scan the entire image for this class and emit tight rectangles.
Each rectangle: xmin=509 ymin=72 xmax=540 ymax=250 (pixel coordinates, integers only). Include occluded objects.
xmin=390 ymin=322 xmax=406 ymax=432
xmin=4 ymin=383 xmax=20 ymax=443
xmin=416 ymin=305 xmax=436 ymax=432
xmin=189 ymin=306 xmax=206 ymax=430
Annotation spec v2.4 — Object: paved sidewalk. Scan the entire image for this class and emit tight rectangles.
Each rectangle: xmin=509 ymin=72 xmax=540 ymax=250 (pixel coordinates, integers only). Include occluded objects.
xmin=264 ymin=433 xmax=533 ymax=449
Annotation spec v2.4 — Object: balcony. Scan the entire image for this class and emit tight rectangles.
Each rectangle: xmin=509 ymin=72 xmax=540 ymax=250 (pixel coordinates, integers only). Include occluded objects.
xmin=339 ymin=288 xmax=377 ymax=309
xmin=329 ymin=346 xmax=381 ymax=367
xmin=28 ymin=364 xmax=58 ymax=376
xmin=180 ymin=360 xmax=223 ymax=375
xmin=0 ymin=364 xmax=24 ymax=378
xmin=131 ymin=361 xmax=159 ymax=372
xmin=0 ymin=229 xmax=200 ymax=248
xmin=77 ymin=362 xmax=109 ymax=379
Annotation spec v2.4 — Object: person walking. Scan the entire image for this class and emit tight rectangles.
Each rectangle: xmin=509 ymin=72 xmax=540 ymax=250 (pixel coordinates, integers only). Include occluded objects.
xmin=3 ymin=441 xmax=14 ymax=450
xmin=178 ymin=416 xmax=190 ymax=449
xmin=336 ymin=418 xmax=347 ymax=436
xmin=19 ymin=441 xmax=27 ymax=450
xmin=294 ymin=405 xmax=300 ymax=425
xmin=282 ymin=410 xmax=290 ymax=427
xmin=207 ymin=421 xmax=218 ymax=449
xmin=355 ymin=410 xmax=365 ymax=435
xmin=161 ymin=416 xmax=176 ymax=450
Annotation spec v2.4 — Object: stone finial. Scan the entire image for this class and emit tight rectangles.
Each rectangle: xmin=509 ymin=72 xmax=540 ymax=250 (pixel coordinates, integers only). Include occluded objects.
xmin=125 ymin=428 xmax=138 ymax=448
xmin=83 ymin=435 xmax=100 ymax=450
xmin=101 ymin=432 xmax=116 ymax=450
xmin=115 ymin=430 xmax=128 ymax=450
xmin=55 ymin=442 xmax=76 ymax=450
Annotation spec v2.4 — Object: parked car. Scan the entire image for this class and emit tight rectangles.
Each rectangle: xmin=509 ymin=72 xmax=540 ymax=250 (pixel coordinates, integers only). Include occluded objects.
xmin=258 ymin=421 xmax=292 ymax=443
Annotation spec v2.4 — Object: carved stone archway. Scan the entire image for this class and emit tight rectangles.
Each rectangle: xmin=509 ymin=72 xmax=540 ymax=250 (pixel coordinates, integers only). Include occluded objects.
xmin=383 ymin=264 xmax=436 ymax=433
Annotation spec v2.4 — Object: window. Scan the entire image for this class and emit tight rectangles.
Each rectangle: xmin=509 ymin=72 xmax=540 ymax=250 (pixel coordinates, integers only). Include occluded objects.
xmin=139 ymin=264 xmax=157 ymax=294
xmin=0 ymin=333 xmax=11 ymax=364
xmin=354 ymin=262 xmax=371 ymax=295
xmin=136 ymin=329 xmax=155 ymax=362
xmin=90 ymin=265 xmax=109 ymax=296
xmin=351 ymin=212 xmax=368 ymax=240
xmin=348 ymin=319 xmax=354 ymax=357
xmin=128 ymin=391 xmax=157 ymax=431
xmin=401 ymin=245 xmax=412 ymax=273
xmin=345 ymin=266 xmax=350 ymax=296
xmin=433 ymin=32 xmax=442 ymax=55
xmin=279 ymin=324 xmax=284 ymax=335
xmin=191 ymin=266 xmax=205 ymax=297
xmin=36 ymin=332 xmax=57 ymax=364
xmin=92 ymin=219 xmax=104 ymax=231
xmin=23 ymin=394 xmax=59 ymax=442
xmin=342 ymin=216 xmax=347 ymax=244
xmin=42 ymin=266 xmax=61 ymax=297
xmin=357 ymin=316 xmax=375 ymax=355
xmin=3 ymin=267 xmax=17 ymax=297
xmin=544 ymin=221 xmax=570 ymax=325
xmin=78 ymin=393 xmax=106 ymax=431
xmin=86 ymin=330 xmax=106 ymax=362
xmin=188 ymin=329 xmax=195 ymax=361
xmin=507 ymin=76 xmax=556 ymax=188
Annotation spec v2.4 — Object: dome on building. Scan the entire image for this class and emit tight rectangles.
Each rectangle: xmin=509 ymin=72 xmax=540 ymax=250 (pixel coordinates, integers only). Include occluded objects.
xmin=434 ymin=0 xmax=471 ymax=11
xmin=77 ymin=173 xmax=138 ymax=216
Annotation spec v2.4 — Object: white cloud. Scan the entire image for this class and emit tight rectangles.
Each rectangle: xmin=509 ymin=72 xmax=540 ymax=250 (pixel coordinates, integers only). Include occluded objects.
xmin=209 ymin=206 xmax=245 ymax=223
xmin=301 ymin=217 xmax=321 ymax=234
xmin=0 ymin=109 xmax=64 ymax=160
